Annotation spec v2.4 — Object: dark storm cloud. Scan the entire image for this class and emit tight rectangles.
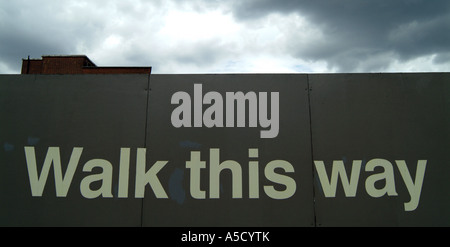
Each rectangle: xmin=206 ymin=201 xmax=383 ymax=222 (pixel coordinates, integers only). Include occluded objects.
xmin=230 ymin=0 xmax=450 ymax=71
xmin=0 ymin=3 xmax=62 ymax=72
xmin=0 ymin=1 xmax=107 ymax=73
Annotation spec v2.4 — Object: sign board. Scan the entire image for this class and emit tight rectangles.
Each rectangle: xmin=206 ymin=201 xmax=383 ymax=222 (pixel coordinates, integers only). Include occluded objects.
xmin=0 ymin=73 xmax=448 ymax=226
xmin=0 ymin=75 xmax=149 ymax=226
xmin=309 ymin=73 xmax=450 ymax=226
xmin=143 ymin=74 xmax=314 ymax=226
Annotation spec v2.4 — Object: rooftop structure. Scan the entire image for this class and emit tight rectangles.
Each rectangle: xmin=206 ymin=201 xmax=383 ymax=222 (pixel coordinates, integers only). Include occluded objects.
xmin=21 ymin=55 xmax=151 ymax=74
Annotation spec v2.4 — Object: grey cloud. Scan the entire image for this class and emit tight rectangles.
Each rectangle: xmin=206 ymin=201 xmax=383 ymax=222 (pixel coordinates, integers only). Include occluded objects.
xmin=1 ymin=0 xmax=449 ymax=73
xmin=175 ymin=42 xmax=232 ymax=66
xmin=388 ymin=14 xmax=450 ymax=60
xmin=152 ymin=39 xmax=237 ymax=73
xmin=230 ymin=0 xmax=450 ymax=71
xmin=0 ymin=0 xmax=110 ymax=72
xmin=433 ymin=52 xmax=450 ymax=64
xmin=0 ymin=0 xmax=193 ymax=73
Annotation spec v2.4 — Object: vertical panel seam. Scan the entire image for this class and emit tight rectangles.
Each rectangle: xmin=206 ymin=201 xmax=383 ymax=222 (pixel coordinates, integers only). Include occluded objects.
xmin=306 ymin=74 xmax=318 ymax=227
xmin=140 ymin=71 xmax=152 ymax=227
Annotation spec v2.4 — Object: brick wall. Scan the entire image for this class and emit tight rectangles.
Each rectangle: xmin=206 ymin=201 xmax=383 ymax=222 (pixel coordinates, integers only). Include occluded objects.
xmin=42 ymin=56 xmax=86 ymax=74
xmin=21 ymin=59 xmax=43 ymax=74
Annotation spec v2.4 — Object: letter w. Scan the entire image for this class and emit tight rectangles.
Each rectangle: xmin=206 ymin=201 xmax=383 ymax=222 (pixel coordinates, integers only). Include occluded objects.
xmin=24 ymin=146 xmax=83 ymax=197
xmin=314 ymin=160 xmax=362 ymax=197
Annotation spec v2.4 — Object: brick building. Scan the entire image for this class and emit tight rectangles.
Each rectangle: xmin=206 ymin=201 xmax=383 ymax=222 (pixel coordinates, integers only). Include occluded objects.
xmin=21 ymin=55 xmax=151 ymax=74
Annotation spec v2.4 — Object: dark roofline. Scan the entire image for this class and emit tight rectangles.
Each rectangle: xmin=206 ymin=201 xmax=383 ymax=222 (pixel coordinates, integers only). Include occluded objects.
xmin=21 ymin=58 xmax=43 ymax=61
xmin=82 ymin=66 xmax=152 ymax=74
xmin=82 ymin=66 xmax=152 ymax=69
xmin=22 ymin=55 xmax=97 ymax=67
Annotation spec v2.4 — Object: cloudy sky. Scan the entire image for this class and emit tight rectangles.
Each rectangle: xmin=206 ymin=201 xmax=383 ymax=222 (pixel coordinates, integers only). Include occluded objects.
xmin=1 ymin=0 xmax=450 ymax=74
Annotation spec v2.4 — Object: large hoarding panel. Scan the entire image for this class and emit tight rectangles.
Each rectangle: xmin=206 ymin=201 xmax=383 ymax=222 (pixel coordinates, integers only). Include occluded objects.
xmin=0 ymin=75 xmax=149 ymax=226
xmin=309 ymin=73 xmax=450 ymax=226
xmin=1 ymin=72 xmax=448 ymax=227
xmin=142 ymin=74 xmax=315 ymax=226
